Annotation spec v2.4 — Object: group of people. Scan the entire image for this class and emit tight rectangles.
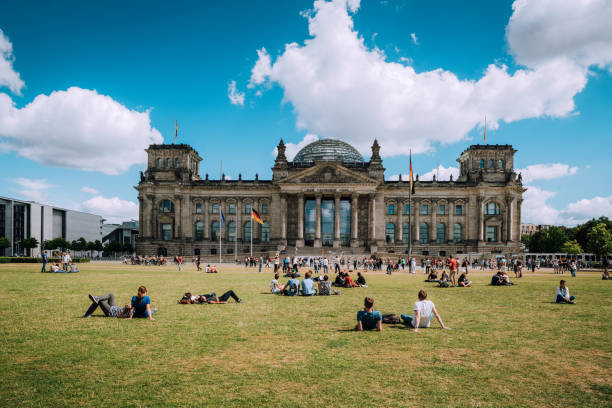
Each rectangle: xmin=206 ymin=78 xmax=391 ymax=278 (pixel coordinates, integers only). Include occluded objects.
xmin=179 ymin=290 xmax=242 ymax=304
xmin=124 ymin=255 xmax=167 ymax=265
xmin=270 ymin=269 xmax=368 ymax=296
xmin=40 ymin=251 xmax=80 ymax=273
xmin=82 ymin=286 xmax=157 ymax=319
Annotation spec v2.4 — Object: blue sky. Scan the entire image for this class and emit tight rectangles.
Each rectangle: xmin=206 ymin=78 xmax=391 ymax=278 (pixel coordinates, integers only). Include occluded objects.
xmin=0 ymin=0 xmax=610 ymax=225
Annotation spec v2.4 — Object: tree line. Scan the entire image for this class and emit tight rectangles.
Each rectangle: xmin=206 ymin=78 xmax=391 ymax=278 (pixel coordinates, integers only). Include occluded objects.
xmin=0 ymin=236 xmax=133 ymax=257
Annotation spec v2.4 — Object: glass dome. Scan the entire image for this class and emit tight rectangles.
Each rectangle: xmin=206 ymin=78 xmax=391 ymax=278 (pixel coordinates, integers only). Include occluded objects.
xmin=293 ymin=139 xmax=364 ymax=164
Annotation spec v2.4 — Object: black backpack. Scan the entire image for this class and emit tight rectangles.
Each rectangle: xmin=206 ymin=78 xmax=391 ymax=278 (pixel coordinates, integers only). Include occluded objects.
xmin=382 ymin=313 xmax=401 ymax=324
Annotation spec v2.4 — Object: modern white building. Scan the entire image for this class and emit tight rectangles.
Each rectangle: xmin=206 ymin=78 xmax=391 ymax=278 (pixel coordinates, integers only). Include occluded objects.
xmin=0 ymin=196 xmax=104 ymax=256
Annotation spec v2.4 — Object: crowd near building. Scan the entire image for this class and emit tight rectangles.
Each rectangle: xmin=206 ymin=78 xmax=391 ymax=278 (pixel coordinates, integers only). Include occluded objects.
xmin=135 ymin=139 xmax=525 ymax=259
xmin=0 ymin=196 xmax=104 ymax=256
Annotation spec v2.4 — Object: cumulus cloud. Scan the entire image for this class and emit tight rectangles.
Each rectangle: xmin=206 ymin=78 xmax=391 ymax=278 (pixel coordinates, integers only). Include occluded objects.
xmin=517 ymin=163 xmax=578 ymax=183
xmin=247 ymin=0 xmax=607 ymax=157
xmin=389 ymin=164 xmax=459 ymax=181
xmin=0 ymin=29 xmax=24 ymax=94
xmin=0 ymin=87 xmax=163 ymax=175
xmin=521 ymin=185 xmax=559 ymax=225
xmin=273 ymin=133 xmax=319 ymax=160
xmin=227 ymin=80 xmax=245 ymax=106
xmin=80 ymin=186 xmax=99 ymax=195
xmin=81 ymin=196 xmax=138 ymax=224
xmin=410 ymin=32 xmax=418 ymax=45
xmin=11 ymin=177 xmax=55 ymax=203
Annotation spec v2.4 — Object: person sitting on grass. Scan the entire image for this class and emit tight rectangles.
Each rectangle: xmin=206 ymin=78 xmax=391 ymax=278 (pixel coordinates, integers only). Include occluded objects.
xmin=270 ymin=273 xmax=285 ymax=294
xmin=283 ymin=273 xmax=300 ymax=296
xmin=356 ymin=271 xmax=367 ymax=287
xmin=343 ymin=271 xmax=358 ymax=288
xmin=401 ymin=290 xmax=451 ymax=332
xmin=82 ymin=293 xmax=138 ymax=318
xmin=436 ymin=274 xmax=450 ymax=288
xmin=69 ymin=263 xmax=80 ymax=273
xmin=50 ymin=263 xmax=68 ymax=273
xmin=457 ymin=273 xmax=472 ymax=287
xmin=425 ymin=270 xmax=438 ymax=282
xmin=333 ymin=272 xmax=345 ymax=287
xmin=555 ymin=280 xmax=575 ymax=304
xmin=317 ymin=275 xmax=340 ymax=295
xmin=300 ymin=271 xmax=317 ymax=296
xmin=491 ymin=271 xmax=512 ymax=286
xmin=129 ymin=286 xmax=156 ymax=320
xmin=602 ymin=269 xmax=611 ymax=280
xmin=355 ymin=297 xmax=382 ymax=331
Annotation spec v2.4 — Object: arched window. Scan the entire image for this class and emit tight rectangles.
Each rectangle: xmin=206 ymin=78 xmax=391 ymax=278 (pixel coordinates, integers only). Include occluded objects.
xmin=437 ymin=223 xmax=446 ymax=243
xmin=488 ymin=159 xmax=494 ymax=168
xmin=453 ymin=223 xmax=462 ymax=243
xmin=261 ymin=221 xmax=270 ymax=242
xmin=227 ymin=221 xmax=236 ymax=242
xmin=402 ymin=222 xmax=410 ymax=243
xmin=479 ymin=159 xmax=485 ymax=168
xmin=498 ymin=159 xmax=503 ymax=169
xmin=244 ymin=204 xmax=251 ymax=215
xmin=243 ymin=221 xmax=252 ymax=241
xmin=156 ymin=158 xmax=162 ymax=168
xmin=195 ymin=203 xmax=202 ymax=214
xmin=210 ymin=221 xmax=219 ymax=241
xmin=387 ymin=204 xmax=395 ymax=215
xmin=421 ymin=204 xmax=429 ymax=215
xmin=212 ymin=203 xmax=219 ymax=214
xmin=485 ymin=202 xmax=500 ymax=215
xmin=385 ymin=223 xmax=395 ymax=243
xmin=228 ymin=204 xmax=236 ymax=214
xmin=195 ymin=221 xmax=204 ymax=241
xmin=175 ymin=158 xmax=180 ymax=167
xmin=419 ymin=223 xmax=429 ymax=244
xmin=159 ymin=199 xmax=174 ymax=213
xmin=166 ymin=158 xmax=171 ymax=168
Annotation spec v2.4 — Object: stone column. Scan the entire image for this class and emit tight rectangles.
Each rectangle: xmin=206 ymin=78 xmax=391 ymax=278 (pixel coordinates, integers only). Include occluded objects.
xmin=448 ymin=201 xmax=454 ymax=244
xmin=296 ymin=194 xmax=304 ymax=247
xmin=506 ymin=197 xmax=514 ymax=242
xmin=148 ymin=195 xmax=156 ymax=240
xmin=397 ymin=200 xmax=403 ymax=243
xmin=182 ymin=194 xmax=191 ymax=240
xmin=333 ymin=193 xmax=341 ymax=248
xmin=204 ymin=199 xmax=210 ymax=240
xmin=478 ymin=196 xmax=485 ymax=242
xmin=236 ymin=199 xmax=242 ymax=244
xmin=314 ymin=194 xmax=322 ymax=248
xmin=350 ymin=194 xmax=359 ymax=247
xmin=414 ymin=200 xmax=420 ymax=244
xmin=369 ymin=194 xmax=376 ymax=242
xmin=174 ymin=195 xmax=183 ymax=239
xmin=280 ymin=195 xmax=287 ymax=243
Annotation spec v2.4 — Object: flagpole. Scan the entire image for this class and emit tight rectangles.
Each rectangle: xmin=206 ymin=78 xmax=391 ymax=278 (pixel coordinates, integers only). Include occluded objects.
xmin=250 ymin=215 xmax=253 ymax=258
xmin=408 ymin=149 xmax=412 ymax=258
xmin=219 ymin=160 xmax=222 ymax=265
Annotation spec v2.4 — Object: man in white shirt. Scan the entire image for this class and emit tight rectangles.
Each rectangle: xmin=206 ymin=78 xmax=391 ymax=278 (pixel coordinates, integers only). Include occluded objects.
xmin=401 ymin=290 xmax=451 ymax=332
xmin=409 ymin=257 xmax=416 ymax=274
xmin=555 ymin=280 xmax=575 ymax=304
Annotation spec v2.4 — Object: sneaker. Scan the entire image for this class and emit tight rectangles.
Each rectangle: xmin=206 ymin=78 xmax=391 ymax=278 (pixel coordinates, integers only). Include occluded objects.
xmin=237 ymin=299 xmax=243 ymax=303
xmin=88 ymin=294 xmax=99 ymax=304
xmin=82 ymin=314 xmax=91 ymax=318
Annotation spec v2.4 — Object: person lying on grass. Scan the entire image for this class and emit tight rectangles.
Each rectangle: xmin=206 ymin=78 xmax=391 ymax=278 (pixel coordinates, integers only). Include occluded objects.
xmin=401 ymin=290 xmax=451 ymax=332
xmin=270 ymin=273 xmax=285 ymax=294
xmin=555 ymin=280 xmax=575 ymax=304
xmin=458 ymin=273 xmax=472 ymax=287
xmin=180 ymin=290 xmax=243 ymax=303
xmin=355 ymin=296 xmax=382 ymax=331
xmin=83 ymin=290 xmax=157 ymax=320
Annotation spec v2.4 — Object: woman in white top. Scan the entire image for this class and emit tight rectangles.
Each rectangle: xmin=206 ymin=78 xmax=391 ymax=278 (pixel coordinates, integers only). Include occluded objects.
xmin=401 ymin=290 xmax=451 ymax=332
xmin=270 ymin=273 xmax=284 ymax=294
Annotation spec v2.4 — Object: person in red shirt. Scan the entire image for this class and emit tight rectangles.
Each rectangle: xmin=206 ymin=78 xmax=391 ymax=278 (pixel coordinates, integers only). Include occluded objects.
xmin=177 ymin=256 xmax=183 ymax=271
xmin=448 ymin=256 xmax=458 ymax=287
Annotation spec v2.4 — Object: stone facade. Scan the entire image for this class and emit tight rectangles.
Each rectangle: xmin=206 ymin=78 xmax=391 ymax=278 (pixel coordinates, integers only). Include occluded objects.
xmin=135 ymin=140 xmax=525 ymax=258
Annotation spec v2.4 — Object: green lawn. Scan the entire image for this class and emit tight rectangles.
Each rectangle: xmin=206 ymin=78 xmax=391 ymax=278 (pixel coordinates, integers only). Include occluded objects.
xmin=0 ymin=263 xmax=610 ymax=407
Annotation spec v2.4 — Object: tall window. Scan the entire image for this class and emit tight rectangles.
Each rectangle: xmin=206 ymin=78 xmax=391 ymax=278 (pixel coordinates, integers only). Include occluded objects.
xmin=421 ymin=204 xmax=429 ymax=215
xmin=437 ymin=223 xmax=446 ymax=243
xmin=404 ymin=204 xmax=410 ymax=215
xmin=156 ymin=158 xmax=161 ymax=168
xmin=455 ymin=204 xmax=463 ymax=215
xmin=304 ymin=199 xmax=316 ymax=244
xmin=261 ymin=222 xmax=270 ymax=242
xmin=402 ymin=223 xmax=410 ymax=243
xmin=228 ymin=204 xmax=236 ymax=214
xmin=243 ymin=221 xmax=251 ymax=241
xmin=485 ymin=202 xmax=500 ymax=215
xmin=166 ymin=158 xmax=171 ymax=168
xmin=195 ymin=203 xmax=202 ymax=214
xmin=227 ymin=221 xmax=236 ymax=242
xmin=487 ymin=226 xmax=498 ymax=242
xmin=261 ymin=203 xmax=268 ymax=214
xmin=388 ymin=204 xmax=395 ymax=215
xmin=159 ymin=200 xmax=174 ymax=213
xmin=321 ymin=200 xmax=334 ymax=246
xmin=479 ymin=159 xmax=485 ymax=168
xmin=212 ymin=203 xmax=219 ymax=214
xmin=195 ymin=221 xmax=204 ymax=241
xmin=175 ymin=158 xmax=180 ymax=167
xmin=498 ymin=159 xmax=503 ymax=169
xmin=419 ymin=223 xmax=429 ymax=244
xmin=244 ymin=204 xmax=251 ymax=215
xmin=438 ymin=205 xmax=446 ymax=215
xmin=339 ymin=200 xmax=351 ymax=246
xmin=162 ymin=223 xmax=172 ymax=241
xmin=489 ymin=159 xmax=494 ymax=168
xmin=386 ymin=223 xmax=395 ymax=244
xmin=453 ymin=223 xmax=462 ymax=243
xmin=210 ymin=221 xmax=219 ymax=241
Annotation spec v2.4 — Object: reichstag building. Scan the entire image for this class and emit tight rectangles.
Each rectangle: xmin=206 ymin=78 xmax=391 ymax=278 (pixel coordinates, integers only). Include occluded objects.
xmin=135 ymin=139 xmax=525 ymax=258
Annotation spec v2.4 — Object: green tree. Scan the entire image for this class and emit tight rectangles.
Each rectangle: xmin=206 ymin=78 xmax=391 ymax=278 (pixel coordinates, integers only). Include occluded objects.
xmin=20 ymin=237 xmax=39 ymax=256
xmin=123 ymin=243 xmax=134 ymax=254
xmin=0 ymin=237 xmax=10 ymax=256
xmin=104 ymin=240 xmax=123 ymax=256
xmin=521 ymin=234 xmax=531 ymax=249
xmin=586 ymin=223 xmax=612 ymax=263
xmin=574 ymin=217 xmax=612 ymax=251
xmin=43 ymin=238 xmax=70 ymax=253
xmin=94 ymin=240 xmax=103 ymax=252
xmin=541 ymin=226 xmax=569 ymax=253
xmin=560 ymin=239 xmax=583 ymax=254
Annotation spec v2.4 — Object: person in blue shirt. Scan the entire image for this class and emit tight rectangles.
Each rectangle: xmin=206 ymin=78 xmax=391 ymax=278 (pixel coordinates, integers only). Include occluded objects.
xmin=283 ymin=273 xmax=300 ymax=296
xmin=356 ymin=297 xmax=382 ymax=331
xmin=129 ymin=286 xmax=156 ymax=320
xmin=41 ymin=251 xmax=48 ymax=273
xmin=300 ymin=270 xmax=317 ymax=296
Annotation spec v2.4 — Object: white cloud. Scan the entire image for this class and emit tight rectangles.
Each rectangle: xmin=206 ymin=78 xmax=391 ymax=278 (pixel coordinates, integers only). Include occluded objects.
xmin=410 ymin=32 xmax=418 ymax=45
xmin=81 ymin=186 xmax=99 ymax=195
xmin=521 ymin=185 xmax=559 ymax=225
xmin=247 ymin=0 xmax=606 ymax=157
xmin=81 ymin=196 xmax=138 ymax=224
xmin=517 ymin=163 xmax=578 ymax=183
xmin=0 ymin=29 xmax=24 ymax=94
xmin=0 ymin=87 xmax=163 ymax=175
xmin=507 ymin=0 xmax=612 ymax=69
xmin=272 ymin=133 xmax=319 ymax=160
xmin=389 ymin=164 xmax=459 ymax=181
xmin=227 ymin=80 xmax=245 ymax=106
xmin=13 ymin=177 xmax=55 ymax=190
xmin=561 ymin=196 xmax=612 ymax=226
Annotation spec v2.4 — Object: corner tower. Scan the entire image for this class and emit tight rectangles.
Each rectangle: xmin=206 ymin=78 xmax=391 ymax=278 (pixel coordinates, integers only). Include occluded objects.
xmin=456 ymin=144 xmax=516 ymax=183
xmin=143 ymin=144 xmax=202 ymax=183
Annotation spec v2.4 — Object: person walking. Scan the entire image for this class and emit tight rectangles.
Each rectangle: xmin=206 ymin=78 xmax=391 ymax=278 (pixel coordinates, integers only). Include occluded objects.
xmin=41 ymin=251 xmax=48 ymax=273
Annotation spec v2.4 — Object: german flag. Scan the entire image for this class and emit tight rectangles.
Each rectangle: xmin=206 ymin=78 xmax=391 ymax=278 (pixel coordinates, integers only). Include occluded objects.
xmin=251 ymin=208 xmax=264 ymax=225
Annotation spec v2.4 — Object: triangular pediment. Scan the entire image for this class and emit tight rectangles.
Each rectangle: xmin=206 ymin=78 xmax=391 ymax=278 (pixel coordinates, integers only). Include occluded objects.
xmin=278 ymin=162 xmax=378 ymax=185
